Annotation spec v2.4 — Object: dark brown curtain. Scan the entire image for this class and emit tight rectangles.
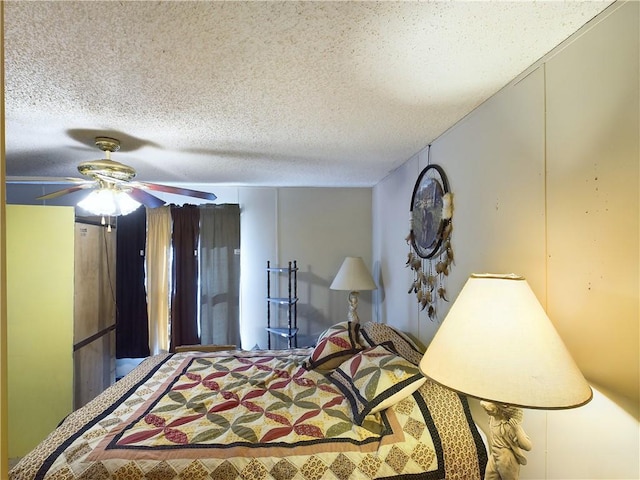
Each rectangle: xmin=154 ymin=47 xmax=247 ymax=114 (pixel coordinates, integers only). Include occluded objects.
xmin=199 ymin=204 xmax=241 ymax=346
xmin=170 ymin=205 xmax=201 ymax=350
xmin=116 ymin=207 xmax=150 ymax=358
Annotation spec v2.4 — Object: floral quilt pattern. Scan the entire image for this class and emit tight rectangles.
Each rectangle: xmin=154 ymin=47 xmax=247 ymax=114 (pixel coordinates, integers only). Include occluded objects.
xmin=9 ymin=349 xmax=487 ymax=480
xmin=112 ymin=351 xmax=385 ymax=450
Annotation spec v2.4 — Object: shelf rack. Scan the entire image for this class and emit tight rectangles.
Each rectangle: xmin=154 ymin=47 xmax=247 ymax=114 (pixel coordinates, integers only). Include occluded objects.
xmin=266 ymin=260 xmax=298 ymax=348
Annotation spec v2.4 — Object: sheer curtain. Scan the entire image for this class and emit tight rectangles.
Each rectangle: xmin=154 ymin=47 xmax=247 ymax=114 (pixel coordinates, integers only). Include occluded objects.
xmin=170 ymin=205 xmax=201 ymax=350
xmin=199 ymin=204 xmax=241 ymax=346
xmin=145 ymin=206 xmax=172 ymax=355
xmin=115 ymin=207 xmax=150 ymax=358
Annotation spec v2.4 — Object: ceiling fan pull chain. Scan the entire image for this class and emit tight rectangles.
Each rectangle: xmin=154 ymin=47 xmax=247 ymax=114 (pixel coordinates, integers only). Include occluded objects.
xmin=99 ymin=214 xmax=113 ymax=232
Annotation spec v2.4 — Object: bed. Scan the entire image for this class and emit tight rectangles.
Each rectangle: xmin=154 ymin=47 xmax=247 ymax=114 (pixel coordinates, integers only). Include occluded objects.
xmin=9 ymin=321 xmax=487 ymax=480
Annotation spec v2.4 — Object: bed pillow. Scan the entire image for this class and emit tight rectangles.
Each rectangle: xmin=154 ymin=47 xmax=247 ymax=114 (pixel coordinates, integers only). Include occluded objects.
xmin=358 ymin=322 xmax=424 ymax=365
xmin=328 ymin=344 xmax=426 ymax=425
xmin=305 ymin=321 xmax=363 ymax=372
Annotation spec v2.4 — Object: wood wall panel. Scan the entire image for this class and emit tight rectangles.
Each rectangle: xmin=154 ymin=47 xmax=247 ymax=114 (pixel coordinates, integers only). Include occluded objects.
xmin=73 ymin=222 xmax=116 ymax=409
xmin=74 ymin=330 xmax=115 ymax=408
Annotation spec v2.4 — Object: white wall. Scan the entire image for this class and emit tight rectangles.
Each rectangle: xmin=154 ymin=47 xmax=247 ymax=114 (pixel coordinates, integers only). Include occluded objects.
xmin=373 ymin=2 xmax=639 ymax=479
xmin=544 ymin=3 xmax=639 ymax=403
xmin=237 ymin=187 xmax=277 ymax=349
xmin=240 ymin=187 xmax=373 ymax=350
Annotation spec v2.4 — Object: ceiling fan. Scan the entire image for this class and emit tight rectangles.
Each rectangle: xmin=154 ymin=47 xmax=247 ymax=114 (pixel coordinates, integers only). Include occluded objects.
xmin=34 ymin=136 xmax=217 ymax=215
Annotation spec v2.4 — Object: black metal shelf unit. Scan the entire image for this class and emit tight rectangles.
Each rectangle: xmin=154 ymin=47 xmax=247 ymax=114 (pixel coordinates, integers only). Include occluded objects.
xmin=266 ymin=260 xmax=298 ymax=348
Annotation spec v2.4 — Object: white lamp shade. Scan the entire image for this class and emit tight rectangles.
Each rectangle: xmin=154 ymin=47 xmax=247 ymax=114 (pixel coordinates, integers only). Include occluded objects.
xmin=420 ymin=273 xmax=592 ymax=409
xmin=330 ymin=256 xmax=377 ymax=291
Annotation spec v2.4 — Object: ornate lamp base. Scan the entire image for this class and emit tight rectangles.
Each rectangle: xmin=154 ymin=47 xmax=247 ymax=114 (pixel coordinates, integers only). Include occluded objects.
xmin=480 ymin=401 xmax=533 ymax=480
xmin=347 ymin=290 xmax=360 ymax=324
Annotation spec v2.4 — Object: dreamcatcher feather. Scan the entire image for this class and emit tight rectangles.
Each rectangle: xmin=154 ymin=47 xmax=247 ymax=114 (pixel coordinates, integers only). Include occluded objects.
xmin=406 ymin=163 xmax=454 ymax=320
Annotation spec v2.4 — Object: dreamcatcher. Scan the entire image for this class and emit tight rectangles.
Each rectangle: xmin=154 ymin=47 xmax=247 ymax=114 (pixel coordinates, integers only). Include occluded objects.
xmin=406 ymin=161 xmax=454 ymax=320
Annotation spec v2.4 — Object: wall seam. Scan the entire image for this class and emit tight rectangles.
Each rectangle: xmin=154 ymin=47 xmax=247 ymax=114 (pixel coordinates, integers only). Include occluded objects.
xmin=275 ymin=188 xmax=280 ymax=267
xmin=0 ymin=2 xmax=7 ymax=475
xmin=542 ymin=60 xmax=550 ymax=480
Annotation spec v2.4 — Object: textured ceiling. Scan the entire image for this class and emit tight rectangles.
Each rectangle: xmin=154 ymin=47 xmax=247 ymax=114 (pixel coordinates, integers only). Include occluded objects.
xmin=4 ymin=1 xmax=612 ymax=187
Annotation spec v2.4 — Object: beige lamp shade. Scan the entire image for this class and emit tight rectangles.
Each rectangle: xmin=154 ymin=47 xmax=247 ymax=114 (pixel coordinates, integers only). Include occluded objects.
xmin=330 ymin=257 xmax=377 ymax=291
xmin=330 ymin=257 xmax=376 ymax=324
xmin=420 ymin=273 xmax=592 ymax=409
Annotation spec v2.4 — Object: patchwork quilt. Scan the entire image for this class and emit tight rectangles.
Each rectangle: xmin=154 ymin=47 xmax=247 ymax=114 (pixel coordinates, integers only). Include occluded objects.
xmin=10 ymin=348 xmax=487 ymax=480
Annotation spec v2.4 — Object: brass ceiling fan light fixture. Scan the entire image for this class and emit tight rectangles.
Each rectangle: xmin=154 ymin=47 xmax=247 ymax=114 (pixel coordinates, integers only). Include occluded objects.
xmin=76 ymin=137 xmax=136 ymax=182
xmin=36 ymin=135 xmax=217 ymax=216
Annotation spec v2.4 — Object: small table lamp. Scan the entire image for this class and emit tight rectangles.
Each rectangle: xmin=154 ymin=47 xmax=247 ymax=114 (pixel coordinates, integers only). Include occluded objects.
xmin=420 ymin=273 xmax=592 ymax=480
xmin=330 ymin=256 xmax=377 ymax=324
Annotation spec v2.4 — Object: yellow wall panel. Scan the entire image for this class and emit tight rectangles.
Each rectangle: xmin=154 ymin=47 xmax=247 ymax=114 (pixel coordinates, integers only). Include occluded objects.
xmin=6 ymin=205 xmax=74 ymax=457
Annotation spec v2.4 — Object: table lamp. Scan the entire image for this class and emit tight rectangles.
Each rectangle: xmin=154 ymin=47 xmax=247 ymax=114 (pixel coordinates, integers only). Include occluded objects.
xmin=330 ymin=256 xmax=377 ymax=324
xmin=420 ymin=273 xmax=592 ymax=480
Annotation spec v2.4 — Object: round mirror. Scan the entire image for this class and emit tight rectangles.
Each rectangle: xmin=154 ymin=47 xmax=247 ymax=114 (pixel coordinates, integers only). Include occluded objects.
xmin=410 ymin=164 xmax=450 ymax=259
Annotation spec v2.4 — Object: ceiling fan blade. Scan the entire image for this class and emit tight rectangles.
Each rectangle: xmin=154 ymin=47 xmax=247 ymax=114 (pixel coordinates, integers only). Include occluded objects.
xmin=6 ymin=176 xmax=90 ymax=185
xmin=136 ymin=181 xmax=217 ymax=201
xmin=36 ymin=183 xmax=95 ymax=200
xmin=127 ymin=187 xmax=166 ymax=208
